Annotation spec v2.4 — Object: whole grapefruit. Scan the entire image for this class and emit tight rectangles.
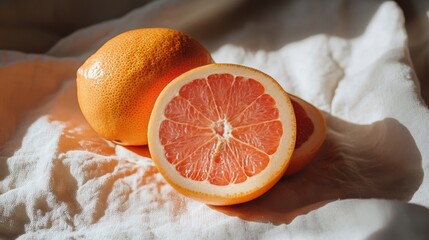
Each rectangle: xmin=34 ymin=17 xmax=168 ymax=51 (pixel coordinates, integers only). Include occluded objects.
xmin=76 ymin=28 xmax=213 ymax=145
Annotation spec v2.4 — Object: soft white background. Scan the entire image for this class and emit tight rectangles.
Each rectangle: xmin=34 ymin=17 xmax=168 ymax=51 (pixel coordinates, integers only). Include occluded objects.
xmin=1 ymin=0 xmax=429 ymax=239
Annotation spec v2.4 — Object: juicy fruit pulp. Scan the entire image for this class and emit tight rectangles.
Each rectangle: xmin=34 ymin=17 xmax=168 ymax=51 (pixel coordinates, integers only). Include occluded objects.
xmin=292 ymin=99 xmax=314 ymax=149
xmin=160 ymin=74 xmax=283 ymax=186
xmin=285 ymin=95 xmax=327 ymax=176
xmin=148 ymin=64 xmax=296 ymax=205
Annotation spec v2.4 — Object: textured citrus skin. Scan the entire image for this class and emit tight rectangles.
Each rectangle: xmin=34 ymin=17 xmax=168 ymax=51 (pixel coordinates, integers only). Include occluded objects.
xmin=76 ymin=28 xmax=213 ymax=145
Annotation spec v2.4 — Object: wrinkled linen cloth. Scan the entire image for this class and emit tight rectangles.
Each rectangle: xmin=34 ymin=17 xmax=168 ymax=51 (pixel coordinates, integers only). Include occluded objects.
xmin=1 ymin=0 xmax=429 ymax=239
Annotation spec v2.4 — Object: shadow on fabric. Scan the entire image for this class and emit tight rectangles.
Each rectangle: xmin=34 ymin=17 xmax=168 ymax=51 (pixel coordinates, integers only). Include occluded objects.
xmin=212 ymin=114 xmax=423 ymax=224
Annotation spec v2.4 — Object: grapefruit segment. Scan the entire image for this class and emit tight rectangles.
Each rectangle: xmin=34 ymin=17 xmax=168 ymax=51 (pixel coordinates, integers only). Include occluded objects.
xmin=175 ymin=138 xmax=218 ymax=181
xmin=159 ymin=120 xmax=212 ymax=145
xmin=228 ymin=138 xmax=270 ymax=177
xmin=164 ymin=96 xmax=213 ymax=126
xmin=179 ymin=78 xmax=219 ymax=121
xmin=208 ymin=140 xmax=248 ymax=185
xmin=207 ymin=73 xmax=234 ymax=118
xmin=230 ymin=94 xmax=279 ymax=127
xmin=227 ymin=77 xmax=265 ymax=121
xmin=232 ymin=121 xmax=283 ymax=155
xmin=148 ymin=63 xmax=296 ymax=206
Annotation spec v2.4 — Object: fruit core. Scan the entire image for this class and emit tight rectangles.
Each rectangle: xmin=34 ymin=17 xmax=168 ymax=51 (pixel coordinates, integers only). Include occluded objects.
xmin=213 ymin=119 xmax=232 ymax=139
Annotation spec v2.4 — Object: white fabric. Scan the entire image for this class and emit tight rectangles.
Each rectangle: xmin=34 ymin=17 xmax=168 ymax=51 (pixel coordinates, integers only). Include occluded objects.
xmin=1 ymin=0 xmax=429 ymax=239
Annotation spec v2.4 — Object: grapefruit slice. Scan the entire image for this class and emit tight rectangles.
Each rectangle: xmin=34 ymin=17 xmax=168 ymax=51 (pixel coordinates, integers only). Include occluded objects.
xmin=285 ymin=95 xmax=327 ymax=176
xmin=148 ymin=64 xmax=296 ymax=206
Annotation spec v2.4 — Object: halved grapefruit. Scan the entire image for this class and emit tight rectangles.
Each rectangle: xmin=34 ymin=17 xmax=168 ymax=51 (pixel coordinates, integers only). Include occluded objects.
xmin=148 ymin=64 xmax=296 ymax=206
xmin=285 ymin=95 xmax=327 ymax=176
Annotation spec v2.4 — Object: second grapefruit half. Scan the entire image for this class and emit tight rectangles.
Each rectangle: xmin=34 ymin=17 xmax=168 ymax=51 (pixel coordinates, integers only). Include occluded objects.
xmin=285 ymin=95 xmax=327 ymax=176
